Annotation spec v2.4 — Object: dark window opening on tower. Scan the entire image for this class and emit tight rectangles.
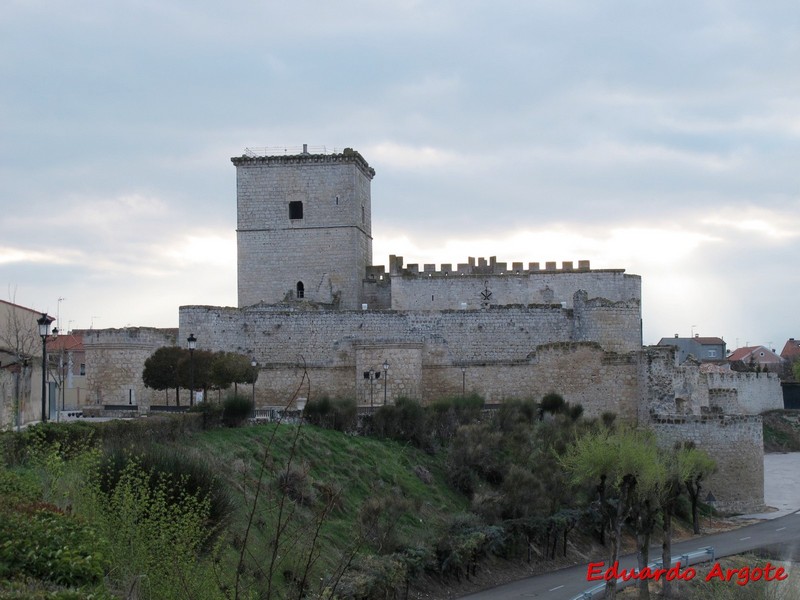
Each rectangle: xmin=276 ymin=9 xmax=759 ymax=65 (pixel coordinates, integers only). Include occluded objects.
xmin=289 ymin=201 xmax=303 ymax=220
xmin=362 ymin=205 xmax=365 ymax=224
xmin=296 ymin=281 xmax=304 ymax=299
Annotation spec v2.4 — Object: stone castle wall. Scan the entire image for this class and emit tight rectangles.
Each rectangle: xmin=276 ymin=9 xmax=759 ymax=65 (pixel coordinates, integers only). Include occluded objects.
xmin=373 ymin=257 xmax=641 ymax=314
xmin=82 ymin=328 xmax=177 ymax=409
xmin=179 ymin=303 xmax=643 ymax=418
xmin=706 ymin=371 xmax=783 ymax=414
xmin=649 ymin=414 xmax=764 ymax=513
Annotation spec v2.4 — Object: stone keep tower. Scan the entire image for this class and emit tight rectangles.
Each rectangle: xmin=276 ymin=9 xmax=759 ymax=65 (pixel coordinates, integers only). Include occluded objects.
xmin=232 ymin=147 xmax=375 ymax=310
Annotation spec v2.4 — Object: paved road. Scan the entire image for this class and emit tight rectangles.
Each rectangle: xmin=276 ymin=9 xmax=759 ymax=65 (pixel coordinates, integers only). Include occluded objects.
xmin=459 ymin=453 xmax=800 ymax=599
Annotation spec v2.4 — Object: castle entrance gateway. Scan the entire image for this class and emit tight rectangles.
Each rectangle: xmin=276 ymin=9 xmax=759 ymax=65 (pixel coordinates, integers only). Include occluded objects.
xmin=354 ymin=343 xmax=422 ymax=406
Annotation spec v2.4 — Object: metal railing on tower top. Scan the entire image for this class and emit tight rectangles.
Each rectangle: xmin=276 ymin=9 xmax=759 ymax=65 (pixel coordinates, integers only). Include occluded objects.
xmin=243 ymin=145 xmax=336 ymax=157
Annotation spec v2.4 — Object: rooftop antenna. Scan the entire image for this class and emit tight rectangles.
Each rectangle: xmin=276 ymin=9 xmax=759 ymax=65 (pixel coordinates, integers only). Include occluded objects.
xmin=90 ymin=316 xmax=100 ymax=329
xmin=691 ymin=325 xmax=697 ymax=338
xmin=57 ymin=297 xmax=65 ymax=331
xmin=67 ymin=320 xmax=74 ymax=333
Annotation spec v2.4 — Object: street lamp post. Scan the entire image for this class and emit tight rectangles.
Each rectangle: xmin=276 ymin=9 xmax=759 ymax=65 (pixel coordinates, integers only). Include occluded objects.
xmin=51 ymin=327 xmax=64 ymax=420
xmin=382 ymin=360 xmax=389 ymax=405
xmin=37 ymin=313 xmax=53 ymax=423
xmin=251 ymin=359 xmax=257 ymax=404
xmin=369 ymin=368 xmax=375 ymax=408
xmin=187 ymin=333 xmax=197 ymax=406
xmin=461 ymin=366 xmax=466 ymax=397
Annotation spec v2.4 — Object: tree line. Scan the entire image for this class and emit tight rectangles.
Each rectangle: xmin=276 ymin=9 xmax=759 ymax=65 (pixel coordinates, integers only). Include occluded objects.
xmin=142 ymin=347 xmax=258 ymax=405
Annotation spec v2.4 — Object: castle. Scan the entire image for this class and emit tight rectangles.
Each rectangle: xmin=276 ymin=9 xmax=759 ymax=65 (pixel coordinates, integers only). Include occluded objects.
xmin=84 ymin=146 xmax=782 ymax=512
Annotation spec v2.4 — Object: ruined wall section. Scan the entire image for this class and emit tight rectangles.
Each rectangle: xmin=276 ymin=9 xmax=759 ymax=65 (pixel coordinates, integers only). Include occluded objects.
xmin=649 ymin=415 xmax=764 ymax=513
xmin=82 ymin=328 xmax=177 ymax=410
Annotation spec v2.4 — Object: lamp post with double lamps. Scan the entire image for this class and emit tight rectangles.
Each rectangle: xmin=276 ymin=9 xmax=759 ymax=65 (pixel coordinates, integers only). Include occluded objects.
xmin=187 ymin=333 xmax=197 ymax=406
xmin=36 ymin=313 xmax=54 ymax=422
xmin=461 ymin=366 xmax=466 ymax=397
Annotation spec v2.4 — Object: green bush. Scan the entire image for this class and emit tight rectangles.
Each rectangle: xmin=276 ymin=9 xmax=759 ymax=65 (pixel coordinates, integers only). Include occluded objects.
xmin=429 ymin=393 xmax=485 ymax=444
xmin=303 ymin=396 xmax=357 ymax=432
xmin=0 ymin=507 xmax=109 ymax=587
xmin=90 ymin=455 xmax=216 ymax=599
xmin=368 ymin=398 xmax=429 ymax=449
xmin=446 ymin=423 xmax=506 ymax=492
xmin=99 ymin=445 xmax=233 ymax=537
xmin=222 ymin=393 xmax=254 ymax=427
xmin=435 ymin=514 xmax=506 ymax=581
xmin=1 ymin=422 xmax=98 ymax=467
xmin=191 ymin=401 xmax=224 ymax=429
xmin=327 ymin=554 xmax=407 ymax=600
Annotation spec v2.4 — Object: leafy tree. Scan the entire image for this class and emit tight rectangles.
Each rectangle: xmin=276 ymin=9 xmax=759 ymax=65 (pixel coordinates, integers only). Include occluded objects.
xmin=142 ymin=346 xmax=184 ymax=405
xmin=210 ymin=351 xmax=258 ymax=396
xmin=793 ymin=359 xmax=800 ymax=382
xmin=561 ymin=427 xmax=662 ymax=599
xmin=178 ymin=349 xmax=215 ymax=405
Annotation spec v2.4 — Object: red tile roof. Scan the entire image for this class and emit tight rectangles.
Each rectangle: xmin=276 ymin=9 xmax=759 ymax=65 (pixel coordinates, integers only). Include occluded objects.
xmin=781 ymin=339 xmax=800 ymax=360
xmin=727 ymin=345 xmax=782 ymax=363
xmin=46 ymin=333 xmax=84 ymax=352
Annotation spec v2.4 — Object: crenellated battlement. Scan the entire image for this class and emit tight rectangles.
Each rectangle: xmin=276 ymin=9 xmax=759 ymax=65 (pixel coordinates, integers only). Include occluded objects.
xmin=375 ymin=255 xmax=618 ymax=277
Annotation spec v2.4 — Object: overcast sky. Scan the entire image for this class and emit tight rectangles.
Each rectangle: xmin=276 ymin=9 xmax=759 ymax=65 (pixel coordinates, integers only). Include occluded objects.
xmin=2 ymin=1 xmax=798 ymax=349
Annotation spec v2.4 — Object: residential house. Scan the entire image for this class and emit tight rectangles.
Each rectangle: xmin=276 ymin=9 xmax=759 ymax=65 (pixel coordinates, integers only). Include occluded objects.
xmin=0 ymin=299 xmax=49 ymax=427
xmin=657 ymin=334 xmax=727 ymax=364
xmin=46 ymin=332 xmax=86 ymax=411
xmin=781 ymin=338 xmax=800 ymax=364
xmin=727 ymin=345 xmax=784 ymax=373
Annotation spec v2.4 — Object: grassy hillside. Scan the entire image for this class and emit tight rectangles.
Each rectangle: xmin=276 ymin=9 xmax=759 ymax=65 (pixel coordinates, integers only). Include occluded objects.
xmin=189 ymin=424 xmax=470 ymax=593
xmin=0 ymin=418 xmax=472 ymax=599
xmin=762 ymin=410 xmax=800 ymax=452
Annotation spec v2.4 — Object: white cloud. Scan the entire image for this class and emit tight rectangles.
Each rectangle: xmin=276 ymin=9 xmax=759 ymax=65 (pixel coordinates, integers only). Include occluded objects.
xmin=365 ymin=142 xmax=466 ymax=170
xmin=162 ymin=232 xmax=236 ymax=269
xmin=0 ymin=246 xmax=80 ymax=266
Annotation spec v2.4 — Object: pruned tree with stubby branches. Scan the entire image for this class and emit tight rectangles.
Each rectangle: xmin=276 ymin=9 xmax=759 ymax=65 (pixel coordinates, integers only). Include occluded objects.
xmin=561 ymin=427 xmax=663 ymax=600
